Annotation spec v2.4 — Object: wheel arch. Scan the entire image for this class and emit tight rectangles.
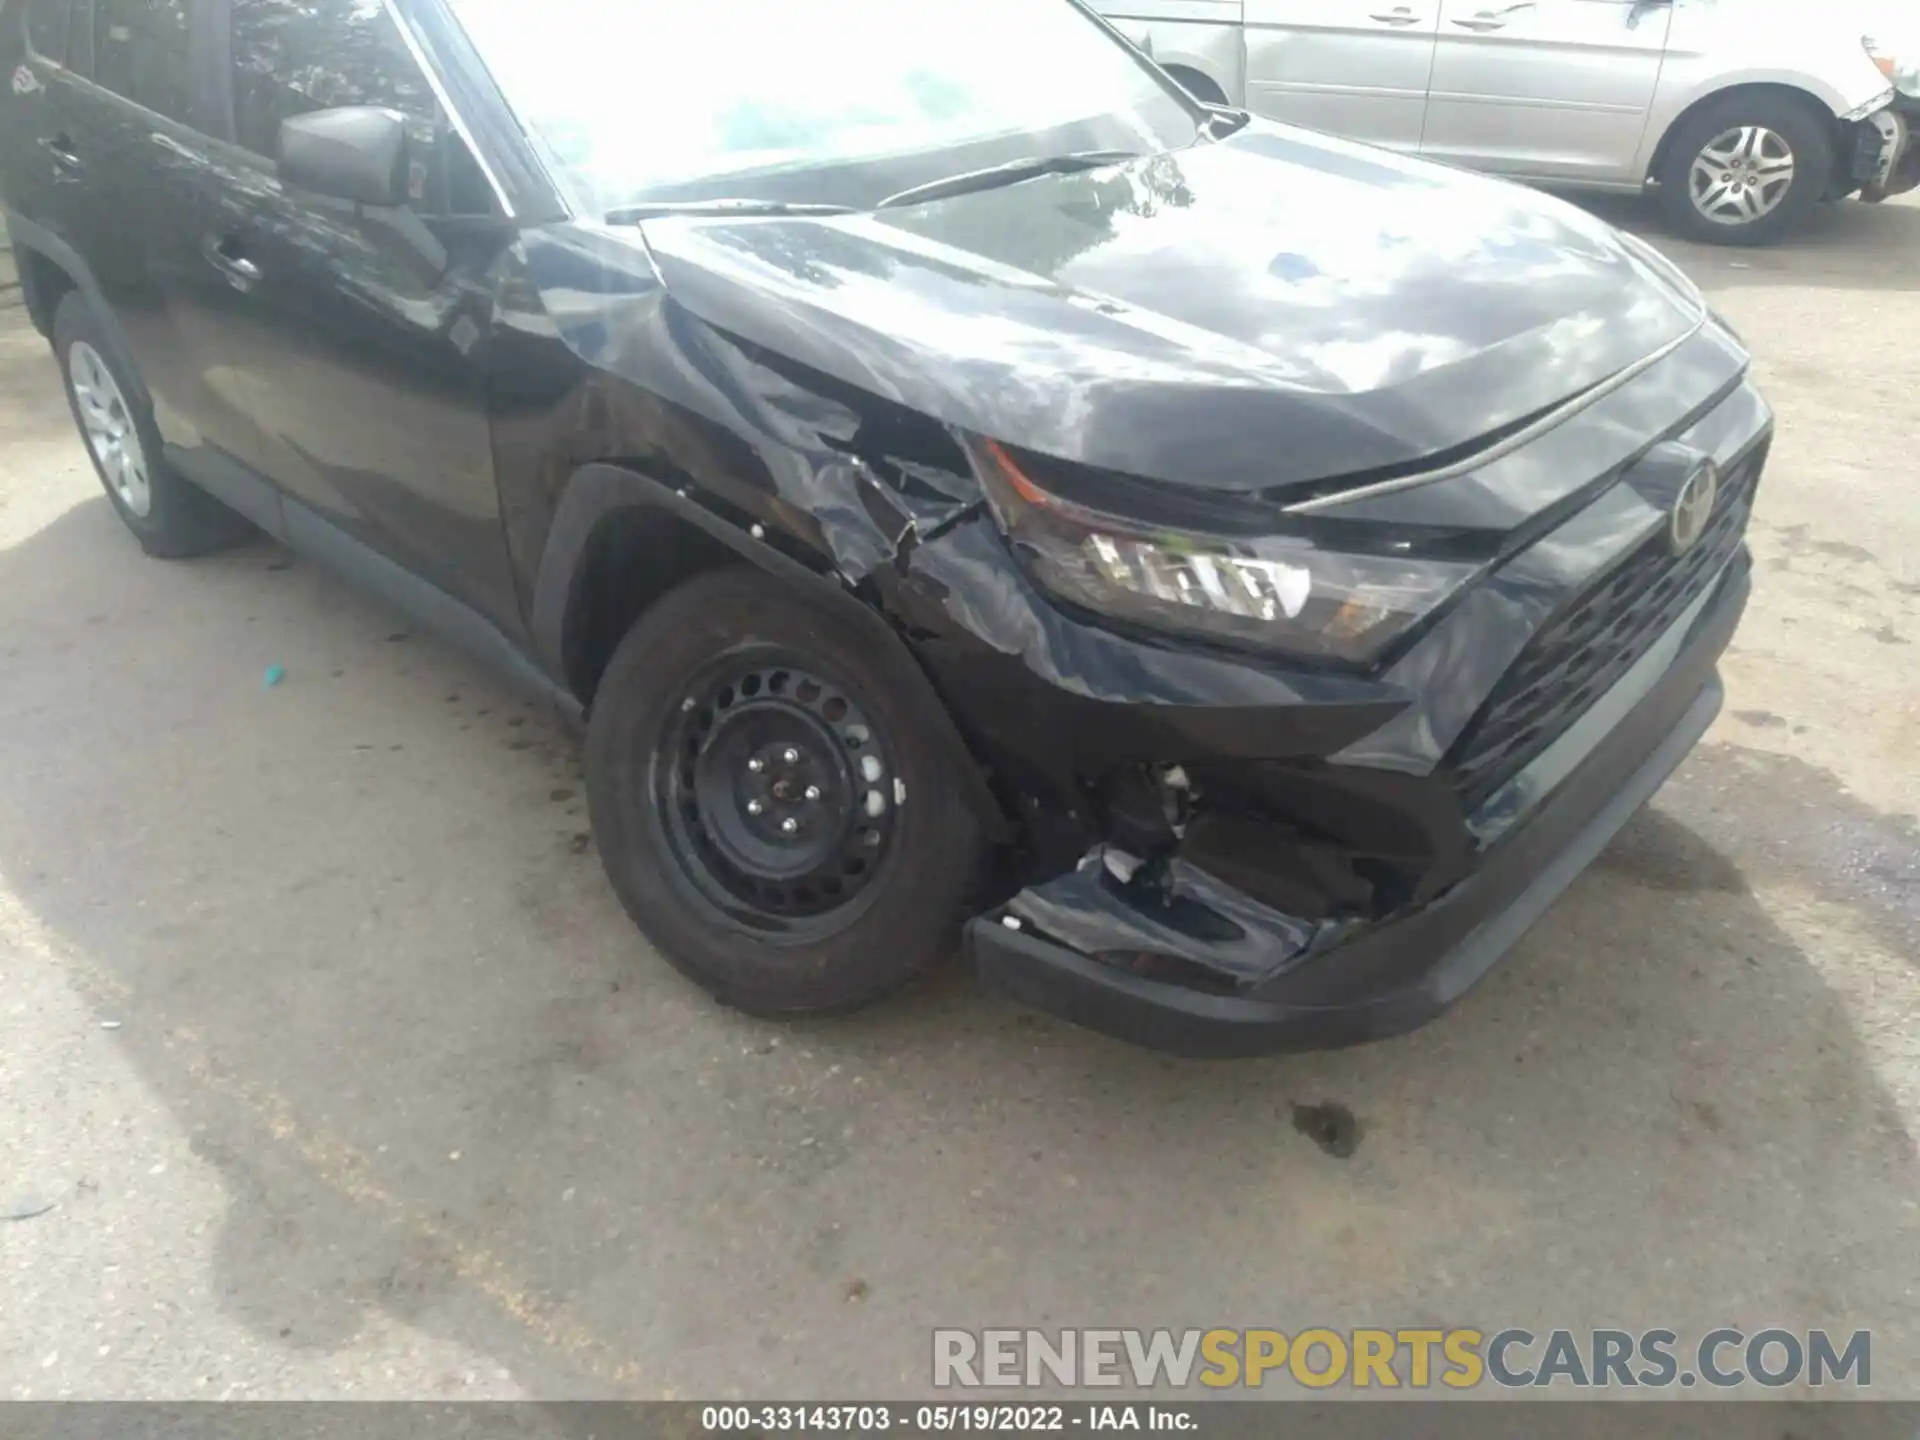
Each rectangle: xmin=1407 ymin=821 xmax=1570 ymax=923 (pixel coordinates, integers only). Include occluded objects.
xmin=530 ymin=462 xmax=1013 ymax=839
xmin=1160 ymin=63 xmax=1230 ymax=108
xmin=16 ymin=242 xmax=75 ymax=340
xmin=5 ymin=212 xmax=150 ymax=402
xmin=1646 ymin=81 xmax=1845 ymax=188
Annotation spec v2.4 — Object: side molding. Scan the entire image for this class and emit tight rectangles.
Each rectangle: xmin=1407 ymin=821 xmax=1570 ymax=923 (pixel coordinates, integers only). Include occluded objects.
xmin=281 ymin=494 xmax=575 ymax=721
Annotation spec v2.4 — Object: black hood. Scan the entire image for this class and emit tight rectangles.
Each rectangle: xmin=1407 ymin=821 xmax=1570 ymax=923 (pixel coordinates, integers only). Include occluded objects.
xmin=637 ymin=123 xmax=1702 ymax=498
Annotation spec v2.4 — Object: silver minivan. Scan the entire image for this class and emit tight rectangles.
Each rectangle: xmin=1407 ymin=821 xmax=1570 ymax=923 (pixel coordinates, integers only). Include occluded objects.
xmin=1097 ymin=0 xmax=1916 ymax=242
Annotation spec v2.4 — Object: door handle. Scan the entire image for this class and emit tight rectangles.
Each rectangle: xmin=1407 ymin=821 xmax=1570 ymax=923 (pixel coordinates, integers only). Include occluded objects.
xmin=1452 ymin=1 xmax=1533 ymax=27
xmin=202 ymin=235 xmax=263 ymax=292
xmin=1369 ymin=7 xmax=1423 ymax=24
xmin=41 ymin=134 xmax=83 ymax=178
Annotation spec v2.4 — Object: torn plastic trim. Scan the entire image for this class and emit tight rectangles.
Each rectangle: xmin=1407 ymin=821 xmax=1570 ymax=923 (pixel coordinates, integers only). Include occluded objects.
xmin=993 ymin=844 xmax=1345 ymax=992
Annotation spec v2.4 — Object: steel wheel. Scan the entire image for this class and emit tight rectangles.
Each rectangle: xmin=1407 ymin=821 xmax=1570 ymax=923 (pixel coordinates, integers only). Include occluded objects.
xmin=655 ymin=656 xmax=898 ymax=939
xmin=66 ymin=340 xmax=152 ymax=518
xmin=1688 ymin=125 xmax=1796 ymax=228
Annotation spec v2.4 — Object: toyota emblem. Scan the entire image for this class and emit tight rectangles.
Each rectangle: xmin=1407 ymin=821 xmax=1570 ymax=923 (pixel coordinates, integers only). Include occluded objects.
xmin=1669 ymin=461 xmax=1719 ymax=555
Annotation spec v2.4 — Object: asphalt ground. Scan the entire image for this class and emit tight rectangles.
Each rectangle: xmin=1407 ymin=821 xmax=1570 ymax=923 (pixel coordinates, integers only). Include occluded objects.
xmin=2 ymin=194 xmax=1917 ymax=1402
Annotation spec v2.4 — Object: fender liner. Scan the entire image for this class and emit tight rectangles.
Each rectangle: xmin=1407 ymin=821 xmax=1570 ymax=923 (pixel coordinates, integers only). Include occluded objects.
xmin=3 ymin=212 xmax=143 ymax=390
xmin=530 ymin=462 xmax=1013 ymax=841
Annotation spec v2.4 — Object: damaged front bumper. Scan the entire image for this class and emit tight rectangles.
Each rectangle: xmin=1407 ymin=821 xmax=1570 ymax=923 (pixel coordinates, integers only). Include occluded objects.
xmin=1858 ymin=99 xmax=1920 ymax=202
xmin=970 ymin=556 xmax=1749 ymax=1056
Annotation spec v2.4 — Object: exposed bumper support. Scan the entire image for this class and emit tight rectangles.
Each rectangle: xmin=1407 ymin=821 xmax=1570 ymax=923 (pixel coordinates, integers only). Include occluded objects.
xmin=1859 ymin=105 xmax=1919 ymax=202
xmin=969 ymin=560 xmax=1749 ymax=1057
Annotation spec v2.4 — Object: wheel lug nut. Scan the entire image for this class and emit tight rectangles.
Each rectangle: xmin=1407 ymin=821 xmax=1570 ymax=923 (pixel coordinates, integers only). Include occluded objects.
xmin=782 ymin=748 xmax=800 ymax=764
xmin=747 ymin=799 xmax=764 ymax=815
xmin=781 ymin=818 xmax=799 ymax=835
xmin=748 ymin=757 xmax=765 ymax=773
xmin=805 ymin=785 xmax=821 ymax=802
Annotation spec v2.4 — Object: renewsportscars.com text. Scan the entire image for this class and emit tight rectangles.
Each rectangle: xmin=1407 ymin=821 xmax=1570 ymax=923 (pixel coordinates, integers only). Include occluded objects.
xmin=932 ymin=1327 xmax=1870 ymax=1391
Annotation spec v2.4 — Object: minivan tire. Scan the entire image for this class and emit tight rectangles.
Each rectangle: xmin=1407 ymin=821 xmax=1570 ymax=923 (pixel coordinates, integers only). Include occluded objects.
xmin=585 ymin=565 xmax=986 ymax=1016
xmin=53 ymin=292 xmax=251 ymax=557
xmin=1656 ymin=93 xmax=1834 ymax=246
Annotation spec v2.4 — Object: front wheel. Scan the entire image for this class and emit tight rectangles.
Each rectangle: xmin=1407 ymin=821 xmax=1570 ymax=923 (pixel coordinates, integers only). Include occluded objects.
xmin=585 ymin=566 xmax=987 ymax=1016
xmin=1656 ymin=96 xmax=1834 ymax=245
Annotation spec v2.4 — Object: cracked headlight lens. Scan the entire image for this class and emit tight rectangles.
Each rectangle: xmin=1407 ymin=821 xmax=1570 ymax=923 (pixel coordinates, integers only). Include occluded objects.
xmin=966 ymin=436 xmax=1480 ymax=664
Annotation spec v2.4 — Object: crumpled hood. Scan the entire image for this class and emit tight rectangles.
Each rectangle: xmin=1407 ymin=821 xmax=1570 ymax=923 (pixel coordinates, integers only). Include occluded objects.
xmin=638 ymin=122 xmax=1702 ymax=496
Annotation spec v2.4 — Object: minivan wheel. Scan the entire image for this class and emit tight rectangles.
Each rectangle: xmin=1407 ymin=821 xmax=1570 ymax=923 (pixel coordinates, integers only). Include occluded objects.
xmin=1656 ymin=95 xmax=1833 ymax=245
xmin=585 ymin=566 xmax=986 ymax=1015
xmin=1163 ymin=65 xmax=1228 ymax=108
xmin=52 ymin=293 xmax=250 ymax=557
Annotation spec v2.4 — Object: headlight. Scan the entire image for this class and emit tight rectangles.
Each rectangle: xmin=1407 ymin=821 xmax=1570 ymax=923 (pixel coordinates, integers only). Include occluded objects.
xmin=964 ymin=436 xmax=1479 ymax=664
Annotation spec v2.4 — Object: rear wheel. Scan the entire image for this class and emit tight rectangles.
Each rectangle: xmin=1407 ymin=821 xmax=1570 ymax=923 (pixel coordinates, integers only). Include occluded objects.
xmin=585 ymin=566 xmax=986 ymax=1015
xmin=1656 ymin=94 xmax=1834 ymax=245
xmin=53 ymin=293 xmax=249 ymax=557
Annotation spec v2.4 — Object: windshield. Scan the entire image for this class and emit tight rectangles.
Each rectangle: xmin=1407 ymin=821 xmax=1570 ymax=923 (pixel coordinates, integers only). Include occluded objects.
xmin=447 ymin=0 xmax=1201 ymax=214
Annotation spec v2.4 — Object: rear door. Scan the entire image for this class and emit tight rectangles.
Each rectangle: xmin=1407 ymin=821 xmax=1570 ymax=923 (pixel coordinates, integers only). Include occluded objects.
xmin=1241 ymin=0 xmax=1438 ymax=151
xmin=1420 ymin=0 xmax=1672 ymax=183
xmin=3 ymin=0 xmax=90 ymax=255
xmin=24 ymin=0 xmax=246 ymax=467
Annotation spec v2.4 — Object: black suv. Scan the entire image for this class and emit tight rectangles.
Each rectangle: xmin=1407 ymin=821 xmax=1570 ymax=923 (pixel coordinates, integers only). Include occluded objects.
xmin=1 ymin=0 xmax=1770 ymax=1055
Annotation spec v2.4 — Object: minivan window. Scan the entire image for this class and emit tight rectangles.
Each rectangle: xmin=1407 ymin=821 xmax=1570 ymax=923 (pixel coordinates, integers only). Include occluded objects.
xmin=94 ymin=0 xmax=193 ymax=122
xmin=448 ymin=0 xmax=1198 ymax=214
xmin=25 ymin=0 xmax=72 ymax=66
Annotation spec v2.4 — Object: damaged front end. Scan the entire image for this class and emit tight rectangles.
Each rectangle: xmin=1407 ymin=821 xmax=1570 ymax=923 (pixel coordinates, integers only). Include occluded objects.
xmin=513 ymin=160 xmax=1770 ymax=1055
xmin=1857 ymin=100 xmax=1920 ymax=203
xmin=854 ymin=323 xmax=1772 ymax=1056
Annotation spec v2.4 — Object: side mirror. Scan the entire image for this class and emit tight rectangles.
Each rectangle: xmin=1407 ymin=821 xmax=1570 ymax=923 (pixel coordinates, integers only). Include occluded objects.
xmin=278 ymin=106 xmax=409 ymax=207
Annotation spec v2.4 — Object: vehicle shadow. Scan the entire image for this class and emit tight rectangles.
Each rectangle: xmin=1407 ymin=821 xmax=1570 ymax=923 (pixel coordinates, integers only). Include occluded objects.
xmin=2 ymin=484 xmax=1916 ymax=1401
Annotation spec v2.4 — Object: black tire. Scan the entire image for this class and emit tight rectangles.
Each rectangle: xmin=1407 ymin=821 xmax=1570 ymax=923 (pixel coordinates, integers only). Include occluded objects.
xmin=1656 ymin=92 xmax=1834 ymax=246
xmin=585 ymin=565 xmax=987 ymax=1016
xmin=52 ymin=292 xmax=250 ymax=557
xmin=1164 ymin=65 xmax=1228 ymax=108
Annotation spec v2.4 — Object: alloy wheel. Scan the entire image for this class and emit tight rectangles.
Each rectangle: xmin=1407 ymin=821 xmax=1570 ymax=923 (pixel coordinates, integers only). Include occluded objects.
xmin=1688 ymin=125 xmax=1796 ymax=228
xmin=67 ymin=341 xmax=152 ymax=518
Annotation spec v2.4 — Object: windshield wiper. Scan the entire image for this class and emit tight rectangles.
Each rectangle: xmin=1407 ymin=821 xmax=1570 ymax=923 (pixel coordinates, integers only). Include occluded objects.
xmin=604 ymin=198 xmax=857 ymax=224
xmin=876 ymin=150 xmax=1143 ymax=210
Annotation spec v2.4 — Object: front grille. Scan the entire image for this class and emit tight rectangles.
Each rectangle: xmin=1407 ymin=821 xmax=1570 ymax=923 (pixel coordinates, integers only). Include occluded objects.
xmin=1449 ymin=444 xmax=1764 ymax=812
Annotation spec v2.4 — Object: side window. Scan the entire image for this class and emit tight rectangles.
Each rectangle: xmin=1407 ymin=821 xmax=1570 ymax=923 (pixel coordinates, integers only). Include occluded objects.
xmin=230 ymin=0 xmax=434 ymax=153
xmin=93 ymin=0 xmax=193 ymax=122
xmin=25 ymin=0 xmax=73 ymax=66
xmin=230 ymin=0 xmax=491 ymax=212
